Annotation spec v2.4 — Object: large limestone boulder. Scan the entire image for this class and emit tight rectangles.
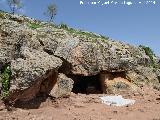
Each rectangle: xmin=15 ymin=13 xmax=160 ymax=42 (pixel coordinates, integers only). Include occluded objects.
xmin=8 ymin=47 xmax=62 ymax=101
xmin=56 ymin=38 xmax=150 ymax=76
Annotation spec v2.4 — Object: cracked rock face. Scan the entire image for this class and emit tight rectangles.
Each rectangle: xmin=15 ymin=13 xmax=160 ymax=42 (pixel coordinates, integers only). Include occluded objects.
xmin=0 ymin=11 xmax=160 ymax=102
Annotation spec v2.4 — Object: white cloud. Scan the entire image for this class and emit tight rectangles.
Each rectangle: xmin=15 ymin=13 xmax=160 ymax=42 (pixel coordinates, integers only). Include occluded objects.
xmin=126 ymin=2 xmax=133 ymax=6
xmin=80 ymin=1 xmax=83 ymax=5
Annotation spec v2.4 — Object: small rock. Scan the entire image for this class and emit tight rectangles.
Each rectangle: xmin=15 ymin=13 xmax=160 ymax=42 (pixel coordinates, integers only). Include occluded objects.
xmin=113 ymin=111 xmax=118 ymax=114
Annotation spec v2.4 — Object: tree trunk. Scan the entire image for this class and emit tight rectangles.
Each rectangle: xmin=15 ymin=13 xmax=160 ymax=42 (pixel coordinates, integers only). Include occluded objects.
xmin=12 ymin=6 xmax=15 ymax=15
xmin=50 ymin=14 xmax=54 ymax=22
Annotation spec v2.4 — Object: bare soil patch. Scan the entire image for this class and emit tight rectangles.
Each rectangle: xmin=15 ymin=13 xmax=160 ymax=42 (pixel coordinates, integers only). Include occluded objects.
xmin=0 ymin=86 xmax=160 ymax=120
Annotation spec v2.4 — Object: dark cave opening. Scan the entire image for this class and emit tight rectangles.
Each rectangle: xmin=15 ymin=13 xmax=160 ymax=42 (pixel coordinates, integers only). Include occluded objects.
xmin=68 ymin=74 xmax=103 ymax=94
xmin=110 ymin=71 xmax=127 ymax=80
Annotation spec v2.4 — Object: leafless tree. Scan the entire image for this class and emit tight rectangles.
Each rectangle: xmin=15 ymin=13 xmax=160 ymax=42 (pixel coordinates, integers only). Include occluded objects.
xmin=44 ymin=3 xmax=57 ymax=22
xmin=7 ymin=0 xmax=22 ymax=14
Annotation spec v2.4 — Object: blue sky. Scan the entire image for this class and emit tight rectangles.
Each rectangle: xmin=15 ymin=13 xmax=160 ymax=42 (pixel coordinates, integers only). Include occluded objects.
xmin=0 ymin=0 xmax=160 ymax=56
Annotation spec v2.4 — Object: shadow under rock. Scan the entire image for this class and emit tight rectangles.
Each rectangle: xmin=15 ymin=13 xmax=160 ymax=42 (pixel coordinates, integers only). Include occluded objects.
xmin=13 ymin=93 xmax=56 ymax=109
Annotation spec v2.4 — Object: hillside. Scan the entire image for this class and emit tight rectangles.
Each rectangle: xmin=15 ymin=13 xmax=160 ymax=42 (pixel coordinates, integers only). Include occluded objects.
xmin=0 ymin=11 xmax=160 ymax=120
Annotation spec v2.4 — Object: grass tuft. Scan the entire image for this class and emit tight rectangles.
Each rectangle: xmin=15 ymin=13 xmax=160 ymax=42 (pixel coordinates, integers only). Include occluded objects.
xmin=1 ymin=65 xmax=11 ymax=99
xmin=27 ymin=22 xmax=42 ymax=29
xmin=58 ymin=23 xmax=109 ymax=42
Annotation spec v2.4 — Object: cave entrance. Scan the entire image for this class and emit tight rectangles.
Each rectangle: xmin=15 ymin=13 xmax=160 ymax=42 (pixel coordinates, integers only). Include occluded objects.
xmin=68 ymin=74 xmax=103 ymax=94
xmin=110 ymin=71 xmax=126 ymax=80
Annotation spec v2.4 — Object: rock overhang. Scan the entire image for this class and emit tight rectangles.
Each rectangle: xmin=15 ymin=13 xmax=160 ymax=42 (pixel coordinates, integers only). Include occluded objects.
xmin=0 ymin=11 xmax=159 ymax=104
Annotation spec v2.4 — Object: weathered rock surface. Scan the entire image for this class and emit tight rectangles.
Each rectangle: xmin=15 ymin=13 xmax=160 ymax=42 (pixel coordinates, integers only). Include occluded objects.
xmin=100 ymin=72 xmax=137 ymax=94
xmin=155 ymin=69 xmax=160 ymax=82
xmin=8 ymin=48 xmax=62 ymax=101
xmin=49 ymin=73 xmax=74 ymax=98
xmin=126 ymin=66 xmax=159 ymax=86
xmin=0 ymin=11 xmax=159 ymax=102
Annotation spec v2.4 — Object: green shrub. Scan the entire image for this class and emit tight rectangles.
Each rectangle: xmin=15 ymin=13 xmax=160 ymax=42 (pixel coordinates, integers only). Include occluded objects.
xmin=139 ymin=45 xmax=157 ymax=68
xmin=59 ymin=23 xmax=69 ymax=29
xmin=100 ymin=35 xmax=109 ymax=40
xmin=113 ymin=82 xmax=129 ymax=89
xmin=0 ymin=12 xmax=5 ymax=19
xmin=28 ymin=22 xmax=42 ymax=29
xmin=1 ymin=65 xmax=11 ymax=98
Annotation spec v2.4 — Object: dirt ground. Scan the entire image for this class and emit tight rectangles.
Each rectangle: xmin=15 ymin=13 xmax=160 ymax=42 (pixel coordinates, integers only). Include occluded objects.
xmin=0 ymin=86 xmax=160 ymax=120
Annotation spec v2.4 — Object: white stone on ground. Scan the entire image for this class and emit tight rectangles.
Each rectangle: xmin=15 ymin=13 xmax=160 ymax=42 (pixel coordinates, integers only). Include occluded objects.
xmin=100 ymin=95 xmax=135 ymax=106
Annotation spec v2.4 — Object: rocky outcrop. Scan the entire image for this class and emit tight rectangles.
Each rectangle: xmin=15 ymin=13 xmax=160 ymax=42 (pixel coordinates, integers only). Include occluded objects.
xmin=126 ymin=66 xmax=159 ymax=86
xmin=0 ymin=11 xmax=160 ymax=102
